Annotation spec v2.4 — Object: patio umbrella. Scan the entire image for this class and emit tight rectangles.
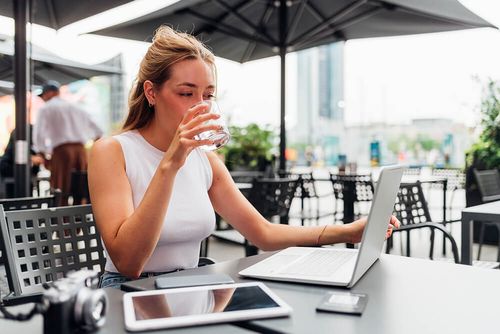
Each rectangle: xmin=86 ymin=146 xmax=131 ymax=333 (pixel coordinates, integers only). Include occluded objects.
xmin=0 ymin=0 xmax=133 ymax=196
xmin=0 ymin=34 xmax=122 ymax=88
xmin=91 ymin=0 xmax=495 ymax=171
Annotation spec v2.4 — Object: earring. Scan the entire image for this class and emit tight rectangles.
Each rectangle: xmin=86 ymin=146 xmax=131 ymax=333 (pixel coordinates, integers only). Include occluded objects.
xmin=148 ymin=102 xmax=154 ymax=108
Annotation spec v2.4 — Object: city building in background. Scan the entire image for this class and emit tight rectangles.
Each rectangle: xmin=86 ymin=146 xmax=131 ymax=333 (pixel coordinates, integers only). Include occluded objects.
xmin=289 ymin=41 xmax=472 ymax=169
xmin=290 ymin=42 xmax=345 ymax=166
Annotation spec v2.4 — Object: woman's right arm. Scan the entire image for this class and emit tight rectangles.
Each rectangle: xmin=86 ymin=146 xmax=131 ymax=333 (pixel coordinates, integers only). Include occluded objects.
xmin=88 ymin=105 xmax=220 ymax=279
xmin=88 ymin=138 xmax=178 ymax=278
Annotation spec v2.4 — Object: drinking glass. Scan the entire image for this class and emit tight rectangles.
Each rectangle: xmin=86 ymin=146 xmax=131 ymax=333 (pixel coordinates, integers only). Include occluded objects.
xmin=194 ymin=100 xmax=230 ymax=151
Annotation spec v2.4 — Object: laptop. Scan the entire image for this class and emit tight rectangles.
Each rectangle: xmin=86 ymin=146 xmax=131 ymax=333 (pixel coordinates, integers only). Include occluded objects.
xmin=239 ymin=165 xmax=404 ymax=288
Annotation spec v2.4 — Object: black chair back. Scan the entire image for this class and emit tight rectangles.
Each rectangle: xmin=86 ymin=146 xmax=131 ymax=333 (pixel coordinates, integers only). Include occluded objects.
xmin=0 ymin=204 xmax=106 ymax=305
xmin=247 ymin=177 xmax=300 ymax=223
xmin=393 ymin=183 xmax=432 ymax=226
xmin=473 ymin=169 xmax=500 ymax=203
xmin=390 ymin=182 xmax=459 ymax=262
xmin=330 ymin=173 xmax=374 ymax=203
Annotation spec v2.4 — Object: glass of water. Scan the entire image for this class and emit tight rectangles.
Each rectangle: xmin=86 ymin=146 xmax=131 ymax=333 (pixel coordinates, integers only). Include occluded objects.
xmin=194 ymin=100 xmax=230 ymax=151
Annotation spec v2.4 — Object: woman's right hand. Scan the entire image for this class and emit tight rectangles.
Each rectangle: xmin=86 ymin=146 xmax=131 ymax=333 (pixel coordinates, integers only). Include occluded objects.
xmin=160 ymin=102 xmax=221 ymax=171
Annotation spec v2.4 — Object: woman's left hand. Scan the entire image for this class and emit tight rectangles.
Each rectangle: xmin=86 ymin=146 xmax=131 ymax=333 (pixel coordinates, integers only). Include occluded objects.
xmin=346 ymin=215 xmax=400 ymax=243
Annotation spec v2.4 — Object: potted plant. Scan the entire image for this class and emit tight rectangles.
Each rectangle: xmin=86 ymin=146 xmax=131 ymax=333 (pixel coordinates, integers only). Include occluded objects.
xmin=220 ymin=123 xmax=276 ymax=172
xmin=465 ymin=79 xmax=500 ymax=243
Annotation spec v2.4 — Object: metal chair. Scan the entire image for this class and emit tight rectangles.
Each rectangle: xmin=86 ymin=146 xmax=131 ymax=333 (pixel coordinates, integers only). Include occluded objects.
xmin=244 ymin=177 xmax=300 ymax=256
xmin=387 ymin=182 xmax=459 ymax=263
xmin=0 ymin=190 xmax=61 ymax=266
xmin=431 ymin=167 xmax=465 ymax=222
xmin=403 ymin=167 xmax=422 ymax=177
xmin=290 ymin=172 xmax=335 ymax=224
xmin=0 ymin=204 xmax=106 ymax=305
xmin=473 ymin=169 xmax=500 ymax=261
xmin=329 ymin=173 xmax=374 ymax=223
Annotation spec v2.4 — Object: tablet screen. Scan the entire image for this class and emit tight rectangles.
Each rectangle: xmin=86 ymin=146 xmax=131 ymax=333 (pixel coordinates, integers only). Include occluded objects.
xmin=132 ymin=285 xmax=279 ymax=320
xmin=123 ymin=282 xmax=291 ymax=331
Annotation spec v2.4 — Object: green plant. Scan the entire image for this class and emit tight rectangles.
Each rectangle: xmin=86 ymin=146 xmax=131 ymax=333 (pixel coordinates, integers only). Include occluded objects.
xmin=466 ymin=79 xmax=500 ymax=169
xmin=220 ymin=123 xmax=275 ymax=171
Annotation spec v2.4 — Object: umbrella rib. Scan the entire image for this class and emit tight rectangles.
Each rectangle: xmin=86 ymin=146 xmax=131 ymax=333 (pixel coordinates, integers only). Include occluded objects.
xmin=242 ymin=1 xmax=276 ymax=62
xmin=296 ymin=6 xmax=384 ymax=49
xmin=213 ymin=0 xmax=277 ymax=45
xmin=186 ymin=9 xmax=274 ymax=47
xmin=286 ymin=0 xmax=309 ymax=45
xmin=44 ymin=0 xmax=60 ymax=30
xmin=289 ymin=0 xmax=367 ymax=46
xmin=389 ymin=2 xmax=490 ymax=28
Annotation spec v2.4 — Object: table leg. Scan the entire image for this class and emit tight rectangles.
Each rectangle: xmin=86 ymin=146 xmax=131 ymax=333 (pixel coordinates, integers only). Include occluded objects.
xmin=343 ymin=181 xmax=355 ymax=249
xmin=461 ymin=214 xmax=473 ymax=265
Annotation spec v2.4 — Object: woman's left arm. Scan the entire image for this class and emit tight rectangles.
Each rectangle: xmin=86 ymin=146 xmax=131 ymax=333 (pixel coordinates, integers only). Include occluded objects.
xmin=206 ymin=153 xmax=396 ymax=250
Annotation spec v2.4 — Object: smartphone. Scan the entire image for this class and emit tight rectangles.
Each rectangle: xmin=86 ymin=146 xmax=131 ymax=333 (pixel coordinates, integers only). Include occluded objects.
xmin=316 ymin=291 xmax=368 ymax=315
xmin=155 ymin=273 xmax=235 ymax=289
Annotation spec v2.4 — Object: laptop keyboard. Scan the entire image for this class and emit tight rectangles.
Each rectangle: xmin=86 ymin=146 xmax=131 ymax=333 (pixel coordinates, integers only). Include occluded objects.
xmin=278 ymin=249 xmax=356 ymax=277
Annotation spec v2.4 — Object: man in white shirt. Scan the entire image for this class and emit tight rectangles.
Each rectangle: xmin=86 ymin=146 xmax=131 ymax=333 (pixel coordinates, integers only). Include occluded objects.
xmin=34 ymin=81 xmax=103 ymax=204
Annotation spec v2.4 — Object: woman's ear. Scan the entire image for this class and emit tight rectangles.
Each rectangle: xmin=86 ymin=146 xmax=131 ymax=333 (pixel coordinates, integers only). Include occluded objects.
xmin=143 ymin=80 xmax=155 ymax=106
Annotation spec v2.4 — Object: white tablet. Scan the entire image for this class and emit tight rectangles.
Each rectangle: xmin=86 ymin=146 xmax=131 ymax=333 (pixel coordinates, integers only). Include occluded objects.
xmin=122 ymin=282 xmax=291 ymax=331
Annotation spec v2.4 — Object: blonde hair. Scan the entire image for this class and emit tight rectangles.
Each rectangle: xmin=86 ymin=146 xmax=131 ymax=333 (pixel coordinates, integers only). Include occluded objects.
xmin=122 ymin=26 xmax=216 ymax=131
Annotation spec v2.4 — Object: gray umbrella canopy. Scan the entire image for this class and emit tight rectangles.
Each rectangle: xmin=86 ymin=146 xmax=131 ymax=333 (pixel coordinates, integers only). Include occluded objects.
xmin=0 ymin=34 xmax=122 ymax=89
xmin=92 ymin=0 xmax=495 ymax=170
xmin=93 ymin=0 xmax=495 ymax=62
xmin=0 ymin=0 xmax=133 ymax=30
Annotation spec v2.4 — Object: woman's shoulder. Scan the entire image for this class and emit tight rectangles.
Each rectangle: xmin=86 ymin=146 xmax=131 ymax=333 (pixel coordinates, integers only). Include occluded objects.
xmin=90 ymin=136 xmax=123 ymax=160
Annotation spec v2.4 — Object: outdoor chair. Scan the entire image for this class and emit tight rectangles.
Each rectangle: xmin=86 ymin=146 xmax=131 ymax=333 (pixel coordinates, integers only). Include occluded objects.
xmin=243 ymin=177 xmax=300 ymax=256
xmin=387 ymin=182 xmax=460 ymax=262
xmin=69 ymin=170 xmax=90 ymax=205
xmin=0 ymin=204 xmax=106 ymax=305
xmin=473 ymin=169 xmax=500 ymax=261
xmin=403 ymin=167 xmax=422 ymax=177
xmin=0 ymin=190 xmax=61 ymax=266
xmin=289 ymin=172 xmax=335 ymax=224
xmin=431 ymin=167 xmax=466 ymax=221
xmin=229 ymin=170 xmax=265 ymax=184
xmin=329 ymin=173 xmax=374 ymax=223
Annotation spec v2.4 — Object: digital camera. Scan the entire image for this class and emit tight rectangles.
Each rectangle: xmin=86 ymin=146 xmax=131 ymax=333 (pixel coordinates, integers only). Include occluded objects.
xmin=42 ymin=270 xmax=107 ymax=334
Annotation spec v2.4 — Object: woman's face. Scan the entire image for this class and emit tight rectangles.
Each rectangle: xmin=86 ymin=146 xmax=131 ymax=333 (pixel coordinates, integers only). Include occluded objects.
xmin=154 ymin=58 xmax=215 ymax=128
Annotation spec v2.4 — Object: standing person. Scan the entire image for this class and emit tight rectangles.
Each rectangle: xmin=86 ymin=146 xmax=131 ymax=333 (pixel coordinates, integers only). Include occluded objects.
xmin=88 ymin=26 xmax=399 ymax=289
xmin=34 ymin=81 xmax=103 ymax=204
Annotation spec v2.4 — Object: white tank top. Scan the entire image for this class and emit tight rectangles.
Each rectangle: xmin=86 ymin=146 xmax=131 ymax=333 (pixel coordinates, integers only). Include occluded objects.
xmin=104 ymin=130 xmax=215 ymax=273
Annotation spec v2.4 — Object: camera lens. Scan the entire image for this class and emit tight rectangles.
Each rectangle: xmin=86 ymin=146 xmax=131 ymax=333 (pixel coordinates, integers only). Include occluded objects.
xmin=75 ymin=288 xmax=108 ymax=331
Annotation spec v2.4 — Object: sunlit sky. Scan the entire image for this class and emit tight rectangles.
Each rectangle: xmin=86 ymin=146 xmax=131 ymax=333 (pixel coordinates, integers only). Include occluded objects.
xmin=0 ymin=0 xmax=499 ymax=129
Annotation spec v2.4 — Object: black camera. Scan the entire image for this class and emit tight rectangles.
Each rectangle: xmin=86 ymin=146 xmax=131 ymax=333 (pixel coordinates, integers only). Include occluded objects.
xmin=42 ymin=270 xmax=108 ymax=334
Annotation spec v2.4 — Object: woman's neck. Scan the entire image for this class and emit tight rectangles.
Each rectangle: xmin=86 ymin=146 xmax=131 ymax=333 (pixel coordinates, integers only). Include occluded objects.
xmin=138 ymin=122 xmax=176 ymax=153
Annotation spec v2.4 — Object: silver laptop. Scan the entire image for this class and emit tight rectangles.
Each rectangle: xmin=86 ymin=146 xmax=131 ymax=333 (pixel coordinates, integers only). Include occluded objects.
xmin=239 ymin=165 xmax=404 ymax=288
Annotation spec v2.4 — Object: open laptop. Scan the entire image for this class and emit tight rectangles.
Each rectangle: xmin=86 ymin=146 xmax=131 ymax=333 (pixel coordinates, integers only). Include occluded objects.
xmin=239 ymin=165 xmax=404 ymax=288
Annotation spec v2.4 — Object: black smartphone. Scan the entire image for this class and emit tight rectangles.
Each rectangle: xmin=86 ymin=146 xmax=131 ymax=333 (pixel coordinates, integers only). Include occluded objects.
xmin=155 ymin=273 xmax=235 ymax=289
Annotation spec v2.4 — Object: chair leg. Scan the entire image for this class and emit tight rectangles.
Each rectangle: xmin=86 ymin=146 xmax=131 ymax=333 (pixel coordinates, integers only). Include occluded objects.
xmin=477 ymin=223 xmax=486 ymax=261
xmin=429 ymin=228 xmax=435 ymax=260
xmin=496 ymin=226 xmax=500 ymax=263
xmin=406 ymin=230 xmax=411 ymax=257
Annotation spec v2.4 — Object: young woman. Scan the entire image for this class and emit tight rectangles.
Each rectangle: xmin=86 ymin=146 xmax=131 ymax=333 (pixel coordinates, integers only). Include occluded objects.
xmin=89 ymin=26 xmax=399 ymax=289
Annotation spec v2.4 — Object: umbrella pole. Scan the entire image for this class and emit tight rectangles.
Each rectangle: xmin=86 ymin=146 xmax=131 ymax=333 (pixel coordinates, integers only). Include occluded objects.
xmin=278 ymin=0 xmax=287 ymax=173
xmin=13 ymin=0 xmax=31 ymax=197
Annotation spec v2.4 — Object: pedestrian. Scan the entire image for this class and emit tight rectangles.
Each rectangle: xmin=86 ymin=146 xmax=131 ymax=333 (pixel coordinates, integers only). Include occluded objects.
xmin=34 ymin=80 xmax=103 ymax=204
